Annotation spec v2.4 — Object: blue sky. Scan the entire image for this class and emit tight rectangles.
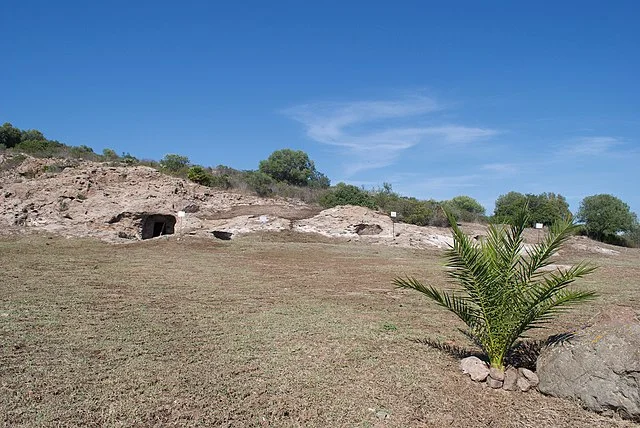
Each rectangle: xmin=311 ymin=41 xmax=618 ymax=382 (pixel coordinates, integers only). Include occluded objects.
xmin=3 ymin=1 xmax=639 ymax=215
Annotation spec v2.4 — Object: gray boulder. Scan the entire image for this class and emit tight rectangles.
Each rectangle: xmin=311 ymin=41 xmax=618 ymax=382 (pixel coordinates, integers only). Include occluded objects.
xmin=537 ymin=306 xmax=640 ymax=421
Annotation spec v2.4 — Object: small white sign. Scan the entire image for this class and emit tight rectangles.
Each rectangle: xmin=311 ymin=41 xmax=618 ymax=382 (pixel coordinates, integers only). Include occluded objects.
xmin=390 ymin=212 xmax=397 ymax=218
xmin=535 ymin=223 xmax=543 ymax=229
xmin=177 ymin=211 xmax=186 ymax=218
xmin=259 ymin=215 xmax=268 ymax=224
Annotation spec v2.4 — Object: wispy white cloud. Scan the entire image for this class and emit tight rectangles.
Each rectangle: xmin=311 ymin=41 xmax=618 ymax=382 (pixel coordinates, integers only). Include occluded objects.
xmin=282 ymin=96 xmax=500 ymax=175
xmin=564 ymin=136 xmax=625 ymax=155
xmin=481 ymin=163 xmax=518 ymax=175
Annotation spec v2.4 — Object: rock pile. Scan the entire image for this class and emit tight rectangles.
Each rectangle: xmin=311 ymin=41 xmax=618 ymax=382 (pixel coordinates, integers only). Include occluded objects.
xmin=460 ymin=356 xmax=539 ymax=392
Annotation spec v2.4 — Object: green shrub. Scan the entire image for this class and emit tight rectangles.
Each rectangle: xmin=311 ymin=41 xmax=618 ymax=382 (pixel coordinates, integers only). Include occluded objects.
xmin=160 ymin=154 xmax=190 ymax=173
xmin=394 ymin=210 xmax=597 ymax=371
xmin=120 ymin=153 xmax=139 ymax=165
xmin=319 ymin=183 xmax=376 ymax=209
xmin=209 ymin=174 xmax=232 ymax=189
xmin=244 ymin=171 xmax=275 ymax=196
xmin=102 ymin=148 xmax=119 ymax=161
xmin=187 ymin=165 xmax=213 ymax=186
xmin=69 ymin=145 xmax=98 ymax=160
xmin=14 ymin=139 xmax=64 ymax=157
xmin=622 ymin=226 xmax=640 ymax=248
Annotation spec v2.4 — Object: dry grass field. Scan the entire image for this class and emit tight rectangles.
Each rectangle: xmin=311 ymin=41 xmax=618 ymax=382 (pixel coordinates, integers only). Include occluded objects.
xmin=1 ymin=232 xmax=639 ymax=427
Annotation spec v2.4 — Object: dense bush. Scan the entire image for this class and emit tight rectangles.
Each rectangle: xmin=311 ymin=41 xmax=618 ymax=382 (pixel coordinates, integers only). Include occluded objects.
xmin=319 ymin=183 xmax=376 ymax=209
xmin=0 ymin=123 xmax=22 ymax=148
xmin=494 ymin=192 xmax=570 ymax=226
xmin=160 ymin=154 xmax=190 ymax=173
xmin=187 ymin=165 xmax=213 ymax=185
xmin=259 ymin=149 xmax=329 ymax=187
xmin=102 ymin=148 xmax=119 ymax=161
xmin=209 ymin=174 xmax=232 ymax=189
xmin=244 ymin=171 xmax=275 ymax=196
xmin=577 ymin=194 xmax=637 ymax=242
xmin=622 ymin=226 xmax=640 ymax=248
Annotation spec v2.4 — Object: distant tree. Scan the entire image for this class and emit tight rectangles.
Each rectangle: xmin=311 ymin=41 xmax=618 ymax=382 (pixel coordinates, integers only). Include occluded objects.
xmin=577 ymin=194 xmax=638 ymax=241
xmin=494 ymin=192 xmax=528 ymax=224
xmin=309 ymin=171 xmax=331 ymax=189
xmin=444 ymin=195 xmax=486 ymax=222
xmin=494 ymin=192 xmax=570 ymax=226
xmin=319 ymin=183 xmax=376 ymax=209
xmin=259 ymin=149 xmax=326 ymax=187
xmin=160 ymin=154 xmax=190 ymax=172
xmin=102 ymin=148 xmax=119 ymax=160
xmin=449 ymin=196 xmax=486 ymax=216
xmin=121 ymin=152 xmax=139 ymax=165
xmin=526 ymin=193 xmax=571 ymax=226
xmin=187 ymin=165 xmax=213 ymax=186
xmin=0 ymin=123 xmax=22 ymax=148
xmin=20 ymin=129 xmax=46 ymax=142
xmin=69 ymin=145 xmax=96 ymax=159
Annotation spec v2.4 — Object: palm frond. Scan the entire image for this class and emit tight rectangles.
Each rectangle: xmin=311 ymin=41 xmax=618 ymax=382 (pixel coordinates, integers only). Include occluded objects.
xmin=394 ymin=205 xmax=598 ymax=370
xmin=394 ymin=277 xmax=482 ymax=329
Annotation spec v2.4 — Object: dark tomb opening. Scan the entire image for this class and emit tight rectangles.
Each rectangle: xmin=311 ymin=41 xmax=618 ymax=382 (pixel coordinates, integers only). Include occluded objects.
xmin=141 ymin=214 xmax=176 ymax=239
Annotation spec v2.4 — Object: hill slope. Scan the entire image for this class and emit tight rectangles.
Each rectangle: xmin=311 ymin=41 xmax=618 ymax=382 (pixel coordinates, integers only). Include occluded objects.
xmin=0 ymin=153 xmax=630 ymax=256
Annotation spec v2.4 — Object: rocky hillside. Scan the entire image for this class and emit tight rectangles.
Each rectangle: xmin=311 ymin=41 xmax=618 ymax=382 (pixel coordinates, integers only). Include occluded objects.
xmin=0 ymin=153 xmax=628 ymax=255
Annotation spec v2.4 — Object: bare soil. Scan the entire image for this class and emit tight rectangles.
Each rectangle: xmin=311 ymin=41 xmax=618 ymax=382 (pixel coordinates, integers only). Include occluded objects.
xmin=1 ymin=233 xmax=638 ymax=427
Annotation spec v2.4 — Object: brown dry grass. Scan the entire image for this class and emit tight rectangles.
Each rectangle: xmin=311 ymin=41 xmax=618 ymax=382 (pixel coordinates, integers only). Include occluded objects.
xmin=1 ymin=232 xmax=638 ymax=427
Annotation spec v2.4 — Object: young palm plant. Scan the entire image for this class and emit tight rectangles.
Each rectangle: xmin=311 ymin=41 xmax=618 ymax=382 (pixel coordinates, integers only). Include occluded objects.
xmin=394 ymin=209 xmax=597 ymax=371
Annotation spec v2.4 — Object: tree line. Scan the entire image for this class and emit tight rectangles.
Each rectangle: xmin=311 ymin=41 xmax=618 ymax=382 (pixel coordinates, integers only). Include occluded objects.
xmin=2 ymin=122 xmax=638 ymax=247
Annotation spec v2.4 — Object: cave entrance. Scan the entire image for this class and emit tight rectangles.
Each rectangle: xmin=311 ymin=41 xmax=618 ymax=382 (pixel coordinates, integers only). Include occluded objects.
xmin=152 ymin=221 xmax=166 ymax=237
xmin=141 ymin=214 xmax=176 ymax=239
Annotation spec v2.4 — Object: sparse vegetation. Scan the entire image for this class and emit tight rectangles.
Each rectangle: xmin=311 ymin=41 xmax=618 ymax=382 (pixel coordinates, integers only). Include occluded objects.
xmin=3 ymin=122 xmax=637 ymax=242
xmin=394 ymin=210 xmax=597 ymax=371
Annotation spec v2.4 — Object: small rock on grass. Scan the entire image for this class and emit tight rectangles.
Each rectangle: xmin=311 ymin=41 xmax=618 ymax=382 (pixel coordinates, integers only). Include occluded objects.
xmin=518 ymin=368 xmax=539 ymax=387
xmin=502 ymin=367 xmax=518 ymax=391
xmin=487 ymin=377 xmax=504 ymax=389
xmin=489 ymin=367 xmax=505 ymax=381
xmin=517 ymin=376 xmax=531 ymax=392
xmin=460 ymin=356 xmax=490 ymax=382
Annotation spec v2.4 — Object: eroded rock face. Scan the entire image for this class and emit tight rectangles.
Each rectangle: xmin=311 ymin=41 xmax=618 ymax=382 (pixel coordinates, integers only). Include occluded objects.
xmin=536 ymin=306 xmax=640 ymax=421
xmin=353 ymin=223 xmax=383 ymax=235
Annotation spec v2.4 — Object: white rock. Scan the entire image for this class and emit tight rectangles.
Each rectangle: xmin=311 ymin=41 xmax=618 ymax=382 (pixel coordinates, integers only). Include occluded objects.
xmin=460 ymin=356 xmax=490 ymax=382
